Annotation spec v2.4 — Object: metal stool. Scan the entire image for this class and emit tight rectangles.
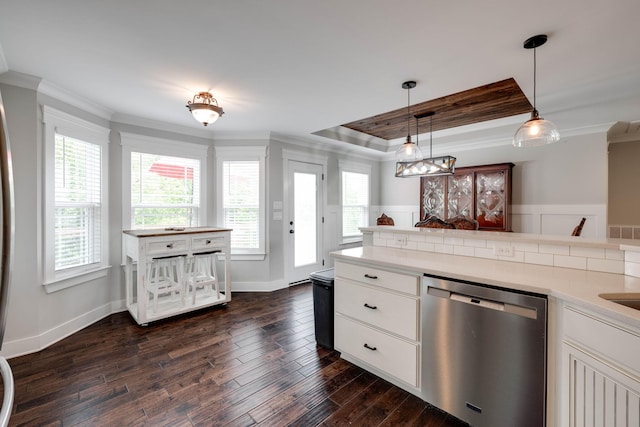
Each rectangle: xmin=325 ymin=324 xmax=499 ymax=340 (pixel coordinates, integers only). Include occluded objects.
xmin=146 ymin=255 xmax=186 ymax=313
xmin=185 ymin=251 xmax=220 ymax=305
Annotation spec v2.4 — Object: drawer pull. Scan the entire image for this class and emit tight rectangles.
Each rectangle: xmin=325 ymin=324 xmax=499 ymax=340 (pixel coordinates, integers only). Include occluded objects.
xmin=166 ymin=243 xmax=174 ymax=249
xmin=206 ymin=239 xmax=211 ymax=244
xmin=363 ymin=343 xmax=377 ymax=351
xmin=364 ymin=303 xmax=378 ymax=310
xmin=364 ymin=274 xmax=378 ymax=279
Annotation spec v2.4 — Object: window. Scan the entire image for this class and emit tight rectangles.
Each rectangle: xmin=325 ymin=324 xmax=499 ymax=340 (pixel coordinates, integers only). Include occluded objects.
xmin=215 ymin=146 xmax=266 ymax=258
xmin=130 ymin=152 xmax=200 ymax=229
xmin=121 ymin=133 xmax=208 ymax=231
xmin=340 ymin=160 xmax=371 ymax=241
xmin=43 ymin=107 xmax=110 ymax=291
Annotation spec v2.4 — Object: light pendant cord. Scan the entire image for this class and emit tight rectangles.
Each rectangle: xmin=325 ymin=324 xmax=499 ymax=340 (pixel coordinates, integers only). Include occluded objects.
xmin=533 ymin=46 xmax=537 ymax=110
xmin=407 ymin=86 xmax=411 ymax=141
xmin=429 ymin=114 xmax=433 ymax=158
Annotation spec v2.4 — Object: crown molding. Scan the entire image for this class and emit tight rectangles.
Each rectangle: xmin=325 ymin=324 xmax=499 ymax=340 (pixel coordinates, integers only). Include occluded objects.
xmin=0 ymin=70 xmax=41 ymax=90
xmin=38 ymin=79 xmax=113 ymax=120
xmin=270 ymin=131 xmax=383 ymax=161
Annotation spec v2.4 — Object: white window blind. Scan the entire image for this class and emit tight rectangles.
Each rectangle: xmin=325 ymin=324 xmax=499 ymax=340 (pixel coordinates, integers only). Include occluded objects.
xmin=342 ymin=171 xmax=370 ymax=238
xmin=130 ymin=152 xmax=201 ymax=229
xmin=54 ymin=134 xmax=102 ymax=270
xmin=222 ymin=160 xmax=260 ymax=249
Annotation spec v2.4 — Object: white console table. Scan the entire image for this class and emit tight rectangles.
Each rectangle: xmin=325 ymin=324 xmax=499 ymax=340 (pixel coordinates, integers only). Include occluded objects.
xmin=123 ymin=227 xmax=232 ymax=325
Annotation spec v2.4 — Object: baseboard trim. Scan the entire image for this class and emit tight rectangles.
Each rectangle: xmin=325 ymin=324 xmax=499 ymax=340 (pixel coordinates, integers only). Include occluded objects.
xmin=231 ymin=280 xmax=289 ymax=292
xmin=1 ymin=302 xmax=127 ymax=359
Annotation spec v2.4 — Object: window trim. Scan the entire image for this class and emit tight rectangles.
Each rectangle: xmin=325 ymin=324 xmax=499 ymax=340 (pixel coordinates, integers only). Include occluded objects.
xmin=42 ymin=106 xmax=111 ymax=292
xmin=214 ymin=145 xmax=267 ymax=260
xmin=339 ymin=160 xmax=371 ymax=244
xmin=120 ymin=133 xmax=209 ymax=232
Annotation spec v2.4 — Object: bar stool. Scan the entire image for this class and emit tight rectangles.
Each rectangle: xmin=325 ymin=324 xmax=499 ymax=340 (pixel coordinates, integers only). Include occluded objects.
xmin=185 ymin=250 xmax=220 ymax=305
xmin=145 ymin=255 xmax=186 ymax=313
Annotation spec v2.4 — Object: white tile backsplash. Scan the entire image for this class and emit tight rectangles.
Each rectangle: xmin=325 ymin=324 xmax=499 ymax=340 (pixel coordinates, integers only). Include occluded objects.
xmin=366 ymin=229 xmax=640 ymax=278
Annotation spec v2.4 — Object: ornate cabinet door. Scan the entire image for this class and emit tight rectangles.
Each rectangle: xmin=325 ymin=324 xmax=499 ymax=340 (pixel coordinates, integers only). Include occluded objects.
xmin=420 ymin=163 xmax=513 ymax=231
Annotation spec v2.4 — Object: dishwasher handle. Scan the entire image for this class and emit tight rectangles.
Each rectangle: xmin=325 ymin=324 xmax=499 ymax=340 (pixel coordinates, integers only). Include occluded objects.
xmin=427 ymin=286 xmax=538 ymax=320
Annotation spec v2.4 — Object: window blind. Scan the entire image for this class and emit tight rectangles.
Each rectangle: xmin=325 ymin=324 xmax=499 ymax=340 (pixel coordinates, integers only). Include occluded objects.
xmin=222 ymin=160 xmax=260 ymax=249
xmin=54 ymin=134 xmax=102 ymax=270
xmin=342 ymin=171 xmax=370 ymax=238
xmin=131 ymin=152 xmax=201 ymax=229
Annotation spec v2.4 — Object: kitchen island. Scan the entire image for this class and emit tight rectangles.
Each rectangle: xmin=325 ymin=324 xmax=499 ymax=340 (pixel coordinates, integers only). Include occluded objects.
xmin=331 ymin=226 xmax=640 ymax=427
xmin=123 ymin=226 xmax=232 ymax=325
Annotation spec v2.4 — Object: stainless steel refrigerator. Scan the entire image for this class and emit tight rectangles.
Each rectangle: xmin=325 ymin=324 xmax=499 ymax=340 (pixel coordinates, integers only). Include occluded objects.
xmin=0 ymin=89 xmax=16 ymax=426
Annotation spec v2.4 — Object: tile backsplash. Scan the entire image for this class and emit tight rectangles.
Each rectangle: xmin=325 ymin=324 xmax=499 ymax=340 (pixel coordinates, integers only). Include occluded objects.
xmin=367 ymin=229 xmax=640 ymax=278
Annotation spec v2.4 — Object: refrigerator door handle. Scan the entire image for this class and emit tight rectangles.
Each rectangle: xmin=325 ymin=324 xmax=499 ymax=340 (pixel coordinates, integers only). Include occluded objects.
xmin=0 ymin=357 xmax=13 ymax=427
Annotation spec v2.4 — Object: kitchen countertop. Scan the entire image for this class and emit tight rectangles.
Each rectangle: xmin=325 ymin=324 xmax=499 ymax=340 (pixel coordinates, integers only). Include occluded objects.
xmin=123 ymin=226 xmax=232 ymax=238
xmin=332 ymin=246 xmax=640 ymax=330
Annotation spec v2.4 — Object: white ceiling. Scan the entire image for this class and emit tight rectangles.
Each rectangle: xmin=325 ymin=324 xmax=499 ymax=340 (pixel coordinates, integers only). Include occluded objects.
xmin=1 ymin=0 xmax=639 ymax=155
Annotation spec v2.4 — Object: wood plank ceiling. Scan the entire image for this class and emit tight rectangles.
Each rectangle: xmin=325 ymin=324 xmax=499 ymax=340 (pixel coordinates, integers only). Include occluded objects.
xmin=342 ymin=78 xmax=532 ymax=140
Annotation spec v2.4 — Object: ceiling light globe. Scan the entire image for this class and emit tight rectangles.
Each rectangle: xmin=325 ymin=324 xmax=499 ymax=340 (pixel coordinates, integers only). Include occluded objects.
xmin=190 ymin=106 xmax=221 ymax=126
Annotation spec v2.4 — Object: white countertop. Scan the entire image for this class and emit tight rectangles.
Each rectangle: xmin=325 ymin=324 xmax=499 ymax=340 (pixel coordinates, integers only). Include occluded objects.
xmin=332 ymin=246 xmax=640 ymax=330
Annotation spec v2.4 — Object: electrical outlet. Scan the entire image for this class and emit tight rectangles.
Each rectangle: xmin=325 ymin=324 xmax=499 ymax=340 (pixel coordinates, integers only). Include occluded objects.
xmin=395 ymin=236 xmax=407 ymax=247
xmin=494 ymin=244 xmax=515 ymax=257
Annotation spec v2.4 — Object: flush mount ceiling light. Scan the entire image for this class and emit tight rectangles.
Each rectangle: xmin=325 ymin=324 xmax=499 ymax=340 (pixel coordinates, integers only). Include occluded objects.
xmin=513 ymin=34 xmax=560 ymax=147
xmin=186 ymin=91 xmax=224 ymax=126
xmin=396 ymin=112 xmax=456 ymax=177
xmin=395 ymin=81 xmax=423 ymax=165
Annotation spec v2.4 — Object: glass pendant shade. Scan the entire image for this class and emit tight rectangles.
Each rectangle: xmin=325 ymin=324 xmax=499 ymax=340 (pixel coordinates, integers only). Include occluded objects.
xmin=395 ymin=138 xmax=424 ymax=163
xmin=513 ymin=109 xmax=560 ymax=147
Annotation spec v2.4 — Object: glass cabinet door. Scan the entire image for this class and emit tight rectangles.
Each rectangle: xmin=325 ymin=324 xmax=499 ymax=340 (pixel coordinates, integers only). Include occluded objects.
xmin=421 ymin=175 xmax=446 ymax=220
xmin=476 ymin=170 xmax=507 ymax=230
xmin=447 ymin=173 xmax=474 ymax=219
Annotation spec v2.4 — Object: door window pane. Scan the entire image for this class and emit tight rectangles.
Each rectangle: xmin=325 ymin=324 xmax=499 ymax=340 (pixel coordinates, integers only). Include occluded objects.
xmin=294 ymin=172 xmax=317 ymax=267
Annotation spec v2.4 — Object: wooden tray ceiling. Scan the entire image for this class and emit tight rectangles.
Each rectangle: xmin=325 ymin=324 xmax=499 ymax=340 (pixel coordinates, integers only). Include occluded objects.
xmin=342 ymin=78 xmax=532 ymax=140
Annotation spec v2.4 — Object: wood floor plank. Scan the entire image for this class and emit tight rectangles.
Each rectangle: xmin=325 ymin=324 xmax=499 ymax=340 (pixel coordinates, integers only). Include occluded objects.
xmin=6 ymin=284 xmax=466 ymax=427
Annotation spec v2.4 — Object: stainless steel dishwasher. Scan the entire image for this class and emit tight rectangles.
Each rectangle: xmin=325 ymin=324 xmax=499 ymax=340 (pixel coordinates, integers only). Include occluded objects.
xmin=421 ymin=274 xmax=547 ymax=427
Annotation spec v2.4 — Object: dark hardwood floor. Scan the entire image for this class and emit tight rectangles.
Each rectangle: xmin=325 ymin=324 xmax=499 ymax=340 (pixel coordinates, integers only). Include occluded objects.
xmin=6 ymin=283 xmax=468 ymax=426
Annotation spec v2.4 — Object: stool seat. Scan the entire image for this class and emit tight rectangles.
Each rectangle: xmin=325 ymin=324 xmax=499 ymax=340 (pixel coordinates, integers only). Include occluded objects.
xmin=186 ymin=251 xmax=220 ymax=305
xmin=146 ymin=255 xmax=185 ymax=313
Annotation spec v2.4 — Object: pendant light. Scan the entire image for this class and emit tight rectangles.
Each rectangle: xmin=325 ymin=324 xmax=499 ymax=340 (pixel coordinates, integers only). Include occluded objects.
xmin=396 ymin=112 xmax=456 ymax=177
xmin=513 ymin=34 xmax=560 ymax=147
xmin=395 ymin=81 xmax=423 ymax=164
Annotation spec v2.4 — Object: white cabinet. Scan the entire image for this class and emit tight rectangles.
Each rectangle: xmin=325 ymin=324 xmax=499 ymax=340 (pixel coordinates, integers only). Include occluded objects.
xmin=123 ymin=227 xmax=232 ymax=325
xmin=334 ymin=260 xmax=421 ymax=389
xmin=560 ymin=306 xmax=640 ymax=427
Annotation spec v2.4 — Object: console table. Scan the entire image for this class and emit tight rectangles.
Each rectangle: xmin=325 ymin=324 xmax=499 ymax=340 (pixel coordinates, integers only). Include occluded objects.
xmin=123 ymin=227 xmax=232 ymax=325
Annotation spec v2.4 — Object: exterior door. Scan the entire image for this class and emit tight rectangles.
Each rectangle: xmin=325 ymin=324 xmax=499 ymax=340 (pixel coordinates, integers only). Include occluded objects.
xmin=286 ymin=160 xmax=323 ymax=284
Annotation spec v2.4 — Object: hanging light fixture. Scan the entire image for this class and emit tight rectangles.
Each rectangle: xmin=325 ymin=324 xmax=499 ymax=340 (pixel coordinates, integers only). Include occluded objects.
xmin=186 ymin=91 xmax=224 ymax=126
xmin=513 ymin=34 xmax=560 ymax=147
xmin=395 ymin=81 xmax=423 ymax=165
xmin=396 ymin=112 xmax=456 ymax=177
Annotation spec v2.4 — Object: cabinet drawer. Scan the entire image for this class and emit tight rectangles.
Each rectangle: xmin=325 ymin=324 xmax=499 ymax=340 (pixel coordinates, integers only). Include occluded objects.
xmin=335 ymin=261 xmax=418 ymax=295
xmin=147 ymin=238 xmax=188 ymax=256
xmin=192 ymin=235 xmax=226 ymax=251
xmin=336 ymin=280 xmax=418 ymax=340
xmin=335 ymin=315 xmax=419 ymax=387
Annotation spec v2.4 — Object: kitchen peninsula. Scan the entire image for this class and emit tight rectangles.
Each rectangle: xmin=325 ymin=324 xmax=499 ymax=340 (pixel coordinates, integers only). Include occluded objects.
xmin=123 ymin=227 xmax=232 ymax=325
xmin=331 ymin=226 xmax=640 ymax=427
